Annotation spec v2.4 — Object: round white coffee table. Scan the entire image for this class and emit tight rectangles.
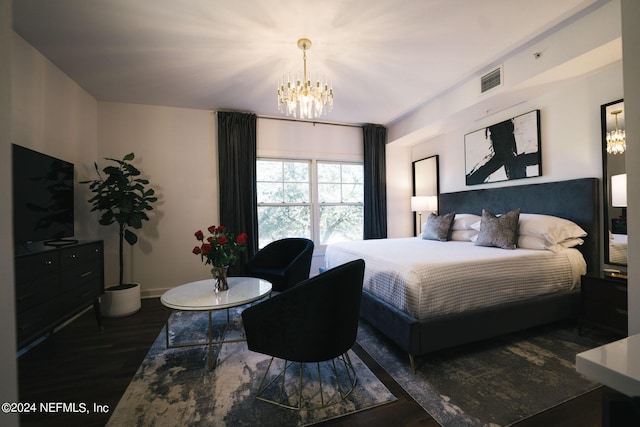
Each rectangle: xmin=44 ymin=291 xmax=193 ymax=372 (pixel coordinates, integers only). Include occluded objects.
xmin=161 ymin=276 xmax=272 ymax=370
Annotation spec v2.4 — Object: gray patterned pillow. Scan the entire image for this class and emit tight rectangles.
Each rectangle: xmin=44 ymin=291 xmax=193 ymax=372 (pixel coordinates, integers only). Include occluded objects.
xmin=474 ymin=208 xmax=521 ymax=249
xmin=422 ymin=212 xmax=456 ymax=241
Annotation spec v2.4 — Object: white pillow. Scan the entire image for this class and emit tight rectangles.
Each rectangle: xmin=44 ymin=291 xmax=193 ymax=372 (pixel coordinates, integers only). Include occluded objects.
xmin=517 ymin=235 xmax=584 ymax=253
xmin=518 ymin=213 xmax=586 ymax=244
xmin=452 ymin=214 xmax=482 ymax=230
xmin=450 ymin=229 xmax=478 ymax=241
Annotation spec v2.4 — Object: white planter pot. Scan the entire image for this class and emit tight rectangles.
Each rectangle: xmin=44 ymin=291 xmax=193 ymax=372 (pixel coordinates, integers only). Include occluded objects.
xmin=100 ymin=283 xmax=141 ymax=318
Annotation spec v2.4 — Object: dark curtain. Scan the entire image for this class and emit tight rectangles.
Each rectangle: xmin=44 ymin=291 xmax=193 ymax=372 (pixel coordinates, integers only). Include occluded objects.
xmin=363 ymin=124 xmax=388 ymax=239
xmin=217 ymin=111 xmax=258 ymax=274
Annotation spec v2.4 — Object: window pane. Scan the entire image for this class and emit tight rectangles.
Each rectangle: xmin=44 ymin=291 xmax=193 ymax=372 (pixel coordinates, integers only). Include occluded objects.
xmin=257 ymin=205 xmax=311 ymax=248
xmin=284 ymin=183 xmax=309 ymax=203
xmin=257 ymin=182 xmax=283 ymax=203
xmin=256 ymin=160 xmax=282 ymax=182
xmin=341 ymin=164 xmax=363 ymax=183
xmin=284 ymin=161 xmax=309 ymax=182
xmin=319 ymin=205 xmax=364 ymax=245
xmin=318 ymin=163 xmax=340 ymax=183
xmin=318 ymin=183 xmax=341 ymax=203
xmin=342 ymin=183 xmax=363 ymax=203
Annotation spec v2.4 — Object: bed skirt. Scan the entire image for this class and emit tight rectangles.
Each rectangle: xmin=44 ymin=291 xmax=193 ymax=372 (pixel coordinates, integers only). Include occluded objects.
xmin=359 ymin=288 xmax=581 ymax=358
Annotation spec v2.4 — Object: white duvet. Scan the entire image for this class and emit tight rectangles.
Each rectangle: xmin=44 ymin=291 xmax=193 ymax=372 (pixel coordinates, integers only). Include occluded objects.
xmin=325 ymin=238 xmax=586 ymax=320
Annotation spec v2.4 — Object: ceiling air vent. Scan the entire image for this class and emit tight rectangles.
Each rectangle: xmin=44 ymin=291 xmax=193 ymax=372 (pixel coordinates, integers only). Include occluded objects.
xmin=480 ymin=67 xmax=502 ymax=93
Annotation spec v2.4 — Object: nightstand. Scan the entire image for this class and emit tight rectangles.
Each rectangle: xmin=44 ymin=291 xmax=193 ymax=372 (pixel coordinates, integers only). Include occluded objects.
xmin=579 ymin=272 xmax=628 ymax=336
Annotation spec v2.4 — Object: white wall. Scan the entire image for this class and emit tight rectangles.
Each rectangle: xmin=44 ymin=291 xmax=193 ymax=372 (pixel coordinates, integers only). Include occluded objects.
xmin=12 ymin=33 xmax=99 ymax=240
xmin=98 ymin=103 xmax=217 ymax=296
xmin=97 ymin=108 xmax=366 ymax=295
xmin=621 ymin=0 xmax=640 ymax=335
xmin=411 ymin=62 xmax=622 ymax=193
xmin=0 ymin=1 xmax=18 ymax=425
xmin=258 ymin=118 xmax=362 ymax=162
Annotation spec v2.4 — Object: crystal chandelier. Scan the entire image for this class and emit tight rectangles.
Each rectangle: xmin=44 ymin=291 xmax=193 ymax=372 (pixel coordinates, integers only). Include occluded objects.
xmin=606 ymin=109 xmax=626 ymax=155
xmin=277 ymin=38 xmax=333 ymax=119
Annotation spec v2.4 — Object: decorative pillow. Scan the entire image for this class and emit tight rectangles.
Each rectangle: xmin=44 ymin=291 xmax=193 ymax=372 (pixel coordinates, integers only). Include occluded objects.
xmin=450 ymin=229 xmax=478 ymax=241
xmin=518 ymin=213 xmax=587 ymax=244
xmin=474 ymin=208 xmax=521 ymax=249
xmin=422 ymin=212 xmax=456 ymax=242
xmin=452 ymin=214 xmax=482 ymax=230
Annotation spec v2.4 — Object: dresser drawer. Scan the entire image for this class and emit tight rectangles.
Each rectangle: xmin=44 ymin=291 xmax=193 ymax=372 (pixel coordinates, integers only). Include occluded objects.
xmin=581 ymin=279 xmax=627 ymax=307
xmin=580 ymin=272 xmax=628 ymax=336
xmin=17 ymin=299 xmax=64 ymax=346
xmin=15 ymin=252 xmax=60 ymax=283
xmin=60 ymin=278 xmax=102 ymax=312
xmin=60 ymin=242 xmax=103 ymax=267
xmin=15 ymin=275 xmax=59 ymax=313
xmin=14 ymin=240 xmax=105 ymax=350
xmin=60 ymin=260 xmax=102 ymax=292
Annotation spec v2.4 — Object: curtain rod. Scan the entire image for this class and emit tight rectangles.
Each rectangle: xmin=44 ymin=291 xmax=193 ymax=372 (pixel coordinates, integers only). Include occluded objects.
xmin=258 ymin=114 xmax=363 ymax=129
xmin=213 ymin=110 xmax=363 ymax=129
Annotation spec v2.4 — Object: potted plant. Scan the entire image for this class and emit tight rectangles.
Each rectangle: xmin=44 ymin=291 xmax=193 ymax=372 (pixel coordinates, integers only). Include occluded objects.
xmin=81 ymin=153 xmax=158 ymax=317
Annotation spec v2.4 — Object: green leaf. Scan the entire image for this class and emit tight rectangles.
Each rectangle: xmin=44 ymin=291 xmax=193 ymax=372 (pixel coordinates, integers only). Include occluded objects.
xmin=123 ymin=153 xmax=135 ymax=161
xmin=124 ymin=229 xmax=138 ymax=245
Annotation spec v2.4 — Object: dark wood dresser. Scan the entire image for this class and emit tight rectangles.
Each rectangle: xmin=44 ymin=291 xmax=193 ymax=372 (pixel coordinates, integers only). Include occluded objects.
xmin=579 ymin=271 xmax=628 ymax=336
xmin=15 ymin=240 xmax=104 ymax=350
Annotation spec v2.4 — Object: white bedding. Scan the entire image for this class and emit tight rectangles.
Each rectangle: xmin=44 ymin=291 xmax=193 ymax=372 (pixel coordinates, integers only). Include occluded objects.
xmin=325 ymin=238 xmax=586 ymax=321
xmin=609 ymin=234 xmax=628 ymax=264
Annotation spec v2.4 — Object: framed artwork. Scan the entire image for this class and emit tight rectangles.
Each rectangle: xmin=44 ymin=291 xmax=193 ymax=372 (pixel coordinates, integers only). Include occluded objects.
xmin=464 ymin=109 xmax=541 ymax=185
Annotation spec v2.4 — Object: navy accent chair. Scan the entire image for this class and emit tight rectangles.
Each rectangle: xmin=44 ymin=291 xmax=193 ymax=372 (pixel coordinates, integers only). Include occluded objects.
xmin=241 ymin=259 xmax=365 ymax=410
xmin=245 ymin=238 xmax=314 ymax=292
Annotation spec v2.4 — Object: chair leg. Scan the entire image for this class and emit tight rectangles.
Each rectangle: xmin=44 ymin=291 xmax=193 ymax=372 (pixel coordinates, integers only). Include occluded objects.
xmin=254 ymin=352 xmax=359 ymax=410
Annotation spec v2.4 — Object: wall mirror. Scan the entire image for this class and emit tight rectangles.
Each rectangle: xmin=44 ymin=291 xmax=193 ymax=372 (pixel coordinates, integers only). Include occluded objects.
xmin=412 ymin=155 xmax=439 ymax=236
xmin=602 ymin=99 xmax=627 ymax=266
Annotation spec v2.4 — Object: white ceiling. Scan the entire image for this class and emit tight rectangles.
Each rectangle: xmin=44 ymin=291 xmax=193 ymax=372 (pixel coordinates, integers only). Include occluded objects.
xmin=12 ymin=0 xmax=599 ymax=126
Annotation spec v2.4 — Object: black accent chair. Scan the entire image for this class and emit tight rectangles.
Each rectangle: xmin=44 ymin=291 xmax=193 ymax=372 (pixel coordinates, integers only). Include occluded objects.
xmin=241 ymin=259 xmax=365 ymax=410
xmin=244 ymin=238 xmax=314 ymax=292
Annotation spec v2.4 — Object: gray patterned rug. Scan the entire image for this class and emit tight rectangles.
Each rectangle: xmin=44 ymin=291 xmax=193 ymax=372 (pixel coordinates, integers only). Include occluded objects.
xmin=107 ymin=309 xmax=395 ymax=427
xmin=357 ymin=319 xmax=615 ymax=427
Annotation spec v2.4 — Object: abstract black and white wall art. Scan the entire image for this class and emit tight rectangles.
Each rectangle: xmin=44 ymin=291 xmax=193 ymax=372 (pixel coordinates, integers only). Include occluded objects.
xmin=465 ymin=110 xmax=541 ymax=185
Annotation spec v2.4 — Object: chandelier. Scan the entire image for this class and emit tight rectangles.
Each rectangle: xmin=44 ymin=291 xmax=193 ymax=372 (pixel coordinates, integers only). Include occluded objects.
xmin=606 ymin=109 xmax=626 ymax=155
xmin=277 ymin=38 xmax=333 ymax=119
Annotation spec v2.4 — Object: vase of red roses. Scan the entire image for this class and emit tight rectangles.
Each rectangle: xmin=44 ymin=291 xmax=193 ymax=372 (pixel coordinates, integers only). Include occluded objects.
xmin=193 ymin=226 xmax=248 ymax=292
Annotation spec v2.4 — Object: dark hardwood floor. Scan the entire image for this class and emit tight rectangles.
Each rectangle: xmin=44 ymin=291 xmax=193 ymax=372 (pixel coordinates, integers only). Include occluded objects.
xmin=18 ymin=298 xmax=604 ymax=427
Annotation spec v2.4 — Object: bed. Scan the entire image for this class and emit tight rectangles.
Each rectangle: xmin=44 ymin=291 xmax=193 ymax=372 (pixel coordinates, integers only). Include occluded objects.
xmin=609 ymin=233 xmax=628 ymax=265
xmin=325 ymin=178 xmax=599 ymax=371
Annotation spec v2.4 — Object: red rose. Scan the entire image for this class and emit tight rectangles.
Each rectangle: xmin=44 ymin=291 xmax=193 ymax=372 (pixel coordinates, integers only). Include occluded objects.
xmin=236 ymin=233 xmax=247 ymax=244
xmin=201 ymin=243 xmax=211 ymax=255
xmin=194 ymin=230 xmax=204 ymax=241
xmin=208 ymin=225 xmax=216 ymax=234
xmin=207 ymin=236 xmax=213 ymax=242
xmin=217 ymin=235 xmax=228 ymax=245
xmin=216 ymin=226 xmax=225 ymax=233
xmin=192 ymin=246 xmax=202 ymax=255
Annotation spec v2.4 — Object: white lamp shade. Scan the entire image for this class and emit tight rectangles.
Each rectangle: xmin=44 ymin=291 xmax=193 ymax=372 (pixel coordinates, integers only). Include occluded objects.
xmin=411 ymin=195 xmax=438 ymax=212
xmin=611 ymin=174 xmax=627 ymax=207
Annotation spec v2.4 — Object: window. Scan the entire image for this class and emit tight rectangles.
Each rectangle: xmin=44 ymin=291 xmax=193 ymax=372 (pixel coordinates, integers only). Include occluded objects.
xmin=256 ymin=159 xmax=363 ymax=248
xmin=317 ymin=162 xmax=363 ymax=245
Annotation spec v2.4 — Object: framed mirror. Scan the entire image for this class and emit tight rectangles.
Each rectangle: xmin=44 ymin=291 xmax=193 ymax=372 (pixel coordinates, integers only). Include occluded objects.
xmin=602 ymin=99 xmax=627 ymax=266
xmin=412 ymin=155 xmax=439 ymax=236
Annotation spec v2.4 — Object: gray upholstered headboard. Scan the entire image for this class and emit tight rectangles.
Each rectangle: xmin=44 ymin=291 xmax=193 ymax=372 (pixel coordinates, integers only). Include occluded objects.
xmin=439 ymin=178 xmax=600 ymax=272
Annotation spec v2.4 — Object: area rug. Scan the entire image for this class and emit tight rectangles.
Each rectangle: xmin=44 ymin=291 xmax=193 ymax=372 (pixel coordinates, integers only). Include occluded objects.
xmin=357 ymin=320 xmax=616 ymax=427
xmin=107 ymin=309 xmax=395 ymax=427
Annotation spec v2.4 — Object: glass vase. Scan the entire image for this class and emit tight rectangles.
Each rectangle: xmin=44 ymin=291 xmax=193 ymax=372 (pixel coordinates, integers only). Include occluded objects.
xmin=212 ymin=265 xmax=229 ymax=292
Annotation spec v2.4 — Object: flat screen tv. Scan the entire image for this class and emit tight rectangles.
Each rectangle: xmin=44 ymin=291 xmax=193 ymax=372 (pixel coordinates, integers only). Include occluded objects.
xmin=12 ymin=144 xmax=76 ymax=246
